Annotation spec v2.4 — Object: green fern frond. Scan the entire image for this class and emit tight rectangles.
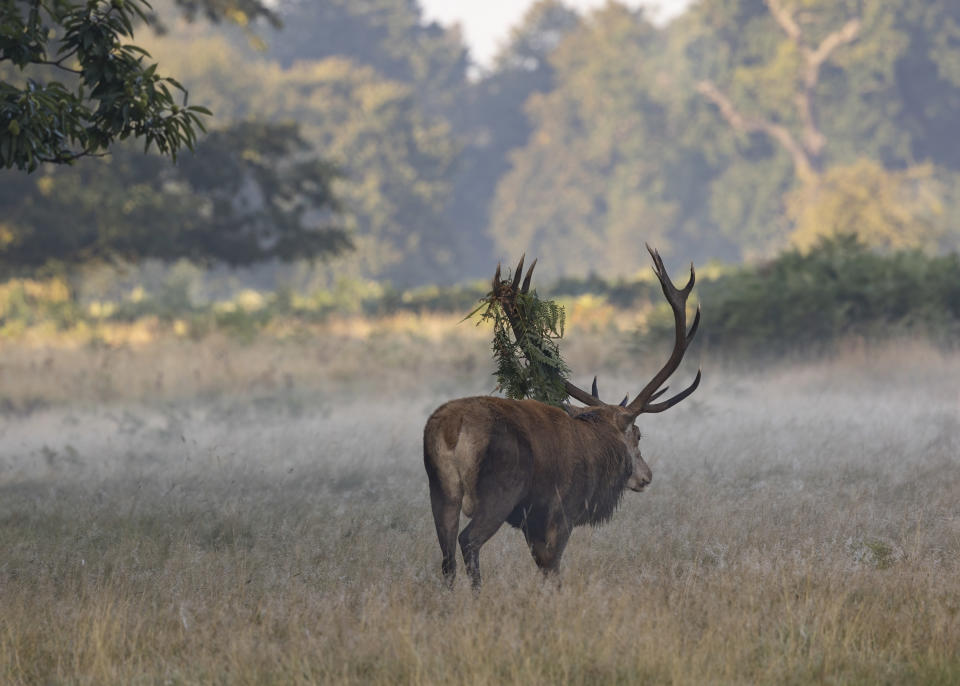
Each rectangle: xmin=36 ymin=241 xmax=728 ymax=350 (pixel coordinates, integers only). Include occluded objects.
xmin=470 ymin=266 xmax=571 ymax=406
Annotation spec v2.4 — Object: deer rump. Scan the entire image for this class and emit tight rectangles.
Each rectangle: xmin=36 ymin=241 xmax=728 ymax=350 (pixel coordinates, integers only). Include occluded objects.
xmin=424 ymin=398 xmax=632 ymax=568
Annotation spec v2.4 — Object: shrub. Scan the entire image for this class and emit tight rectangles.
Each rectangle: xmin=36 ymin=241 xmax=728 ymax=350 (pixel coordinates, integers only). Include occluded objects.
xmin=683 ymin=235 xmax=960 ymax=356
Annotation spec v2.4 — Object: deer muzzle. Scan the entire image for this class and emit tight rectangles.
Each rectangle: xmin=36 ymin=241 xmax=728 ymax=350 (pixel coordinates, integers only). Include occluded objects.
xmin=627 ymin=470 xmax=652 ymax=492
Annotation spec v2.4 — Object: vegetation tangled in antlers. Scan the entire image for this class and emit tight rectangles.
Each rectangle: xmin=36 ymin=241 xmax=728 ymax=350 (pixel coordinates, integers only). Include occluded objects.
xmin=469 ymin=256 xmax=570 ymax=406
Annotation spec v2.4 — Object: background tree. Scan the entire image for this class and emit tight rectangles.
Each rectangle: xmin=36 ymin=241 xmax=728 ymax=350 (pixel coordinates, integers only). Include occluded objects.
xmin=0 ymin=121 xmax=347 ymax=271
xmin=786 ymin=160 xmax=945 ymax=252
xmin=443 ymin=0 xmax=580 ymax=280
xmin=0 ymin=0 xmax=274 ymax=171
xmin=168 ymin=0 xmax=274 ymax=24
xmin=4 ymin=0 xmax=960 ymax=285
xmin=884 ymin=2 xmax=960 ymax=171
xmin=0 ymin=0 xmax=209 ymax=170
xmin=690 ymin=0 xmax=960 ymax=252
xmin=488 ymin=5 xmax=690 ymax=278
xmin=276 ymin=59 xmax=457 ymax=285
xmin=695 ymin=0 xmax=862 ymax=182
xmin=85 ymin=27 xmax=460 ymax=285
xmin=256 ymin=0 xmax=468 ymax=116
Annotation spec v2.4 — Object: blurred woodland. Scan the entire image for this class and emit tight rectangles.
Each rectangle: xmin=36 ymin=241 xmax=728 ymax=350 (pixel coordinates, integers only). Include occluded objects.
xmin=2 ymin=0 xmax=960 ymax=334
xmin=2 ymin=10 xmax=960 ymax=681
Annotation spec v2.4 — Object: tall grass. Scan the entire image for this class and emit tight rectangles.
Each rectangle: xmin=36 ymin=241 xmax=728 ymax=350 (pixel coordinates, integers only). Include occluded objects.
xmin=0 ymin=338 xmax=958 ymax=684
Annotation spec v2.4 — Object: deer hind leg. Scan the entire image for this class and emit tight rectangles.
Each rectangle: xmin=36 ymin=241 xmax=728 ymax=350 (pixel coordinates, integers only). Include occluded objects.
xmin=458 ymin=479 xmax=525 ymax=589
xmin=427 ymin=474 xmax=462 ymax=587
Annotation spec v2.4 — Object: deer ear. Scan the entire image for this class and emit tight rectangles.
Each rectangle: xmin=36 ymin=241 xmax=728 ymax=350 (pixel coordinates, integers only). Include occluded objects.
xmin=615 ymin=411 xmax=633 ymax=432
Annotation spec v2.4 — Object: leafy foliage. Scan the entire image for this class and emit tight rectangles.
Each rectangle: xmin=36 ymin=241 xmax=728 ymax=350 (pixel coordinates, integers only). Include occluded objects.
xmin=4 ymin=0 xmax=960 ymax=287
xmin=124 ymin=32 xmax=459 ymax=285
xmin=786 ymin=159 xmax=946 ymax=251
xmin=488 ymin=0 xmax=960 ymax=275
xmin=175 ymin=122 xmax=350 ymax=265
xmin=696 ymin=235 xmax=960 ymax=355
xmin=443 ymin=1 xmax=581 ymax=280
xmin=279 ymin=59 xmax=456 ymax=285
xmin=0 ymin=0 xmax=213 ymax=170
xmin=0 ymin=121 xmax=349 ymax=269
xmin=262 ymin=0 xmax=467 ymax=115
xmin=169 ymin=0 xmax=276 ymax=25
xmin=473 ymin=268 xmax=570 ymax=405
xmin=488 ymin=5 xmax=684 ymax=279
xmin=4 ymin=238 xmax=960 ymax=361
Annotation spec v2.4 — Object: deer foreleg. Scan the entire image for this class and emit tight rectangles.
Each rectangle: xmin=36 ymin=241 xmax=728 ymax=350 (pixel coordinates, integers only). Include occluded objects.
xmin=527 ymin=518 xmax=572 ymax=575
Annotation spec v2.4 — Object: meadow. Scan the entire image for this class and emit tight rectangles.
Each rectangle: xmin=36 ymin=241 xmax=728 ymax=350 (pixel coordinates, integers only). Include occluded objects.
xmin=1 ymin=324 xmax=958 ymax=684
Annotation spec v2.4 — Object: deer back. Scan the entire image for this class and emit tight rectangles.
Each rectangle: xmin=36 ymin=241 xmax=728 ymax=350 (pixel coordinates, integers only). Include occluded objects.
xmin=424 ymin=397 xmax=633 ymax=523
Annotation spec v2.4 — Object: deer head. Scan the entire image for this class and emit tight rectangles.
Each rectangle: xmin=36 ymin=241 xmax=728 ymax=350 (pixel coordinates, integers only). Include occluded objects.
xmin=492 ymin=245 xmax=700 ymax=490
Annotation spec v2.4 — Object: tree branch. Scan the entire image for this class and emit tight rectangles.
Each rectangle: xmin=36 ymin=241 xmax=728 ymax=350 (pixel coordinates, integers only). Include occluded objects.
xmin=796 ymin=17 xmax=860 ymax=158
xmin=762 ymin=2 xmax=861 ymax=168
xmin=702 ymin=3 xmax=863 ymax=181
xmin=37 ymin=59 xmax=83 ymax=75
xmin=697 ymin=80 xmax=816 ymax=182
xmin=765 ymin=0 xmax=802 ymax=42
xmin=36 ymin=149 xmax=111 ymax=164
xmin=806 ymin=18 xmax=861 ymax=81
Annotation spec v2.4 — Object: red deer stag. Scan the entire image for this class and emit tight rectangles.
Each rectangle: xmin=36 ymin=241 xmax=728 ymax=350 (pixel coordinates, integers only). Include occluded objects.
xmin=423 ymin=246 xmax=701 ymax=587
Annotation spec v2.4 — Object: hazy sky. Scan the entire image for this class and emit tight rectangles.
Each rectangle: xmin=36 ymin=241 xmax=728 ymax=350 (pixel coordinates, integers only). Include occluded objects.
xmin=420 ymin=0 xmax=694 ymax=68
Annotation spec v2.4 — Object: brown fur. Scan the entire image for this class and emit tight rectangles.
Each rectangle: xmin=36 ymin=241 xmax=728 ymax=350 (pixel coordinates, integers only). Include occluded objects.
xmin=423 ymin=396 xmax=651 ymax=587
xmin=424 ymin=248 xmax=699 ymax=587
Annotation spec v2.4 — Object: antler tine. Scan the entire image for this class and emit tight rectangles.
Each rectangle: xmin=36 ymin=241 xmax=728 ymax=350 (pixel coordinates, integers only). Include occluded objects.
xmin=645 ymin=243 xmax=671 ymax=289
xmin=684 ymin=262 xmax=696 ymax=295
xmin=642 ymin=369 xmax=702 ymax=413
xmin=510 ymin=254 xmax=526 ymax=292
xmin=646 ymin=243 xmax=697 ymax=303
xmin=687 ymin=305 xmax=701 ymax=343
xmin=564 ymin=380 xmax=603 ymax=406
xmin=625 ymin=248 xmax=701 ymax=417
xmin=520 ymin=258 xmax=537 ymax=294
xmin=619 ymin=394 xmax=628 ymax=407
xmin=645 ymin=242 xmax=661 ymax=268
xmin=591 ymin=376 xmax=599 ymax=398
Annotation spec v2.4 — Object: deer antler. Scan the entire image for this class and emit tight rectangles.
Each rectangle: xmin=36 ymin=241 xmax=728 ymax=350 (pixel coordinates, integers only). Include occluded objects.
xmin=624 ymin=245 xmax=701 ymax=416
xmin=492 ymin=256 xmax=601 ymax=407
xmin=493 ymin=250 xmax=701 ymax=413
xmin=591 ymin=376 xmax=630 ymax=407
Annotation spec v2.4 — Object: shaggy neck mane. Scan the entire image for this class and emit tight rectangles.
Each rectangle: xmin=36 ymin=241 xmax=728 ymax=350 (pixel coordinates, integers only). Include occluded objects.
xmin=575 ymin=413 xmax=632 ymax=525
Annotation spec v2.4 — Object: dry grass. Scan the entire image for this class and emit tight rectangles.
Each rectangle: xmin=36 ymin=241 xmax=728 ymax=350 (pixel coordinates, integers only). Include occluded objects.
xmin=0 ymin=311 xmax=641 ymax=410
xmin=1 ymin=335 xmax=958 ymax=684
xmin=0 ymin=320 xmax=489 ymax=410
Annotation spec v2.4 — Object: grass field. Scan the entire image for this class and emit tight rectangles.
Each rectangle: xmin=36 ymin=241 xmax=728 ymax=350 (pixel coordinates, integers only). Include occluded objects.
xmin=1 ymin=334 xmax=958 ymax=684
